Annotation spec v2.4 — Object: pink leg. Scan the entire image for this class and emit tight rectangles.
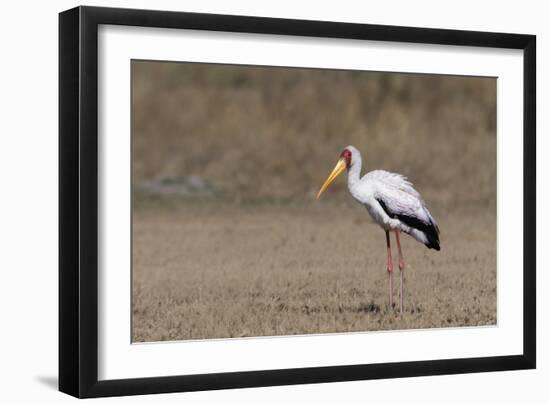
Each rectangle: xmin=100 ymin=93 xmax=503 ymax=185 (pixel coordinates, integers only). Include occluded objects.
xmin=386 ymin=231 xmax=394 ymax=309
xmin=395 ymin=230 xmax=405 ymax=314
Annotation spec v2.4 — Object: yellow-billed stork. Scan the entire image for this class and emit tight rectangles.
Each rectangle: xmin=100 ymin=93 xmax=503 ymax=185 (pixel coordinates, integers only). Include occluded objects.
xmin=317 ymin=145 xmax=440 ymax=314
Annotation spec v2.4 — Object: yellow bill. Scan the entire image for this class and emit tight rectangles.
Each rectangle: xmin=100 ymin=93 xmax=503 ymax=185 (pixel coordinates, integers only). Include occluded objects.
xmin=316 ymin=158 xmax=347 ymax=199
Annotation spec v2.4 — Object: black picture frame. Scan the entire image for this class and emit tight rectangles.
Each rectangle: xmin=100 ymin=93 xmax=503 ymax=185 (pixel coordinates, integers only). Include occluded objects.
xmin=59 ymin=5 xmax=536 ymax=398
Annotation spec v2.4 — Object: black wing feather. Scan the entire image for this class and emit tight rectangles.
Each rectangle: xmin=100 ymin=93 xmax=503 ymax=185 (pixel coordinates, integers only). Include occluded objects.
xmin=376 ymin=198 xmax=440 ymax=250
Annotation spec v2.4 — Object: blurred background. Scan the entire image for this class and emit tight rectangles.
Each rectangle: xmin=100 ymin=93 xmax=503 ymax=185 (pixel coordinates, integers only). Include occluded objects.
xmin=132 ymin=61 xmax=496 ymax=209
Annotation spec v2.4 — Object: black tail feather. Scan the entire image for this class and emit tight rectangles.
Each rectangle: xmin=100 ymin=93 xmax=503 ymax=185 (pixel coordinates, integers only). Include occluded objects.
xmin=425 ymin=232 xmax=440 ymax=250
xmin=394 ymin=213 xmax=440 ymax=251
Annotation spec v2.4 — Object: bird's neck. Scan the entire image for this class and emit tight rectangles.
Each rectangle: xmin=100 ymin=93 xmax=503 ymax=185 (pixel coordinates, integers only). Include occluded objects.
xmin=347 ymin=159 xmax=362 ymax=188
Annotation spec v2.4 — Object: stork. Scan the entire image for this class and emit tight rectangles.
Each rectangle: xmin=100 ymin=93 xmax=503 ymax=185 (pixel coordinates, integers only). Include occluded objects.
xmin=316 ymin=145 xmax=440 ymax=314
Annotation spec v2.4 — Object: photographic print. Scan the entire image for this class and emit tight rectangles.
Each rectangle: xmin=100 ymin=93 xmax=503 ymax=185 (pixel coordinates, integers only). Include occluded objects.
xmin=59 ymin=8 xmax=535 ymax=396
xmin=131 ymin=61 xmax=497 ymax=342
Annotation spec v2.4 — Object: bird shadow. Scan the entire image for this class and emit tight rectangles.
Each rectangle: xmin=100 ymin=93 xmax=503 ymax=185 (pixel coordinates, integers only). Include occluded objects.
xmin=35 ymin=375 xmax=58 ymax=390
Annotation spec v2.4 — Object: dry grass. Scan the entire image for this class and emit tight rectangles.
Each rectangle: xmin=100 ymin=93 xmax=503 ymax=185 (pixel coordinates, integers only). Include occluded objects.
xmin=132 ymin=62 xmax=496 ymax=207
xmin=132 ymin=201 xmax=496 ymax=342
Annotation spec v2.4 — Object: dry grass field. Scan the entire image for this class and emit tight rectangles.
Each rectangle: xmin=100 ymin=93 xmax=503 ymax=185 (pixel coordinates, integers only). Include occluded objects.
xmin=132 ymin=200 xmax=496 ymax=342
xmin=132 ymin=62 xmax=496 ymax=206
xmin=131 ymin=61 xmax=496 ymax=342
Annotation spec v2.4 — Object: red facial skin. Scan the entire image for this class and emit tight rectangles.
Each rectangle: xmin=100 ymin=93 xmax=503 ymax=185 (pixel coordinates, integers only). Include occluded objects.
xmin=340 ymin=149 xmax=352 ymax=169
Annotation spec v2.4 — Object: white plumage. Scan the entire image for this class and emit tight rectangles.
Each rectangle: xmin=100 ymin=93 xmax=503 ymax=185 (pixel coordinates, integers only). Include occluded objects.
xmin=345 ymin=146 xmax=440 ymax=250
xmin=317 ymin=145 xmax=441 ymax=313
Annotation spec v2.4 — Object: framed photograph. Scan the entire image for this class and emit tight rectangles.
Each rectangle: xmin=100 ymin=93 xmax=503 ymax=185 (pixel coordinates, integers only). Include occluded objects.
xmin=59 ymin=6 xmax=536 ymax=398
